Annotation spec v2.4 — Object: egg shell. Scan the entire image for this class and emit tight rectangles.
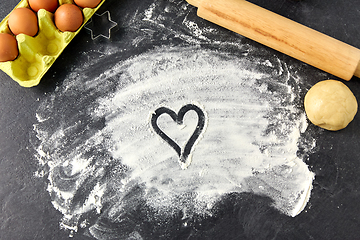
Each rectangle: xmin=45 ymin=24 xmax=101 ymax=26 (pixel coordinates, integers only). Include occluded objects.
xmin=54 ymin=4 xmax=84 ymax=32
xmin=29 ymin=0 xmax=59 ymax=13
xmin=8 ymin=7 xmax=38 ymax=36
xmin=0 ymin=33 xmax=18 ymax=62
xmin=74 ymin=0 xmax=102 ymax=8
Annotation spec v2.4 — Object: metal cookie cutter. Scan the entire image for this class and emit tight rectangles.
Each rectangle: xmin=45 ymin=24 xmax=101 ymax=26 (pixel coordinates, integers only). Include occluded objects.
xmin=84 ymin=11 xmax=117 ymax=40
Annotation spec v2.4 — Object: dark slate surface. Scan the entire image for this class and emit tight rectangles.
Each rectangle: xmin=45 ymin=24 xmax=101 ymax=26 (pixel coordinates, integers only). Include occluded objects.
xmin=0 ymin=0 xmax=359 ymax=239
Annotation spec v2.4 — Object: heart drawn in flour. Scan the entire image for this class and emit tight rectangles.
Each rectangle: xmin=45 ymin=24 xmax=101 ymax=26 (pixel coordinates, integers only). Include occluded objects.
xmin=150 ymin=104 xmax=206 ymax=169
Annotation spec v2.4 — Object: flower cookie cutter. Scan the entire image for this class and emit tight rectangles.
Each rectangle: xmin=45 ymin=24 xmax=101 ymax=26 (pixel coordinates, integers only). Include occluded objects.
xmin=0 ymin=0 xmax=106 ymax=87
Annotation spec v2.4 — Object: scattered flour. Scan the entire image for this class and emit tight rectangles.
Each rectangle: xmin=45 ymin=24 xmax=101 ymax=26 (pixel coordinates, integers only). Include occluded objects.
xmin=30 ymin=0 xmax=316 ymax=238
xmin=33 ymin=46 xmax=315 ymax=238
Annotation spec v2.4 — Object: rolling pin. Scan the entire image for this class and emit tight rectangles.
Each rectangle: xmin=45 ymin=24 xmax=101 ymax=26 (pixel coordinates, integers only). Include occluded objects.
xmin=186 ymin=0 xmax=360 ymax=80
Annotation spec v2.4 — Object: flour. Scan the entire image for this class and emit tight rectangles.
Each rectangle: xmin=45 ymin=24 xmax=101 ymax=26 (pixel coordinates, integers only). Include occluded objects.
xmin=31 ymin=0 xmax=316 ymax=238
xmin=33 ymin=45 xmax=315 ymax=238
xmin=97 ymin=47 xmax=313 ymax=215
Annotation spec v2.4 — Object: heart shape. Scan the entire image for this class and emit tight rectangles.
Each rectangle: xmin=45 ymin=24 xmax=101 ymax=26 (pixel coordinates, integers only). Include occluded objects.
xmin=150 ymin=104 xmax=206 ymax=169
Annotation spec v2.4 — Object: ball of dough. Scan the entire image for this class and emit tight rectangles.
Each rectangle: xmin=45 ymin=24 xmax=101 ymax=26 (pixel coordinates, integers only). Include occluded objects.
xmin=304 ymin=80 xmax=358 ymax=131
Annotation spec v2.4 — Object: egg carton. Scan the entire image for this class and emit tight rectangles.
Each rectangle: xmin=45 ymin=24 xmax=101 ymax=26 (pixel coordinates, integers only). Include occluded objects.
xmin=0 ymin=0 xmax=105 ymax=87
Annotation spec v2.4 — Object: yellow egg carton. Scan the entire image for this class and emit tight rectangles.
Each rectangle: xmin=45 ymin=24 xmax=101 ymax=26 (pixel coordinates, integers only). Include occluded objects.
xmin=0 ymin=0 xmax=105 ymax=87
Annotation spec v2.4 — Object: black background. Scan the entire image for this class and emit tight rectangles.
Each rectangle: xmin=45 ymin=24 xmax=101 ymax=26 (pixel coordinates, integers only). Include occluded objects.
xmin=1 ymin=0 xmax=360 ymax=239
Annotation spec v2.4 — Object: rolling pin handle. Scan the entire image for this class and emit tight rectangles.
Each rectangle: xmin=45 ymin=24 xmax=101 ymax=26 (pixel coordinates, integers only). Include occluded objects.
xmin=354 ymin=62 xmax=360 ymax=79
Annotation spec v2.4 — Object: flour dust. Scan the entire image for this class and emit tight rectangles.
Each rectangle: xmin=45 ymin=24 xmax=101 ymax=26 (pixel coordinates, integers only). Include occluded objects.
xmin=32 ymin=45 xmax=315 ymax=239
xmin=30 ymin=0 xmax=317 ymax=239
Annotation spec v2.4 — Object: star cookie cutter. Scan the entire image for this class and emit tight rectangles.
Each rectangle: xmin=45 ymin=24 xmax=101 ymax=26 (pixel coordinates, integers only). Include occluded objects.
xmin=84 ymin=11 xmax=117 ymax=40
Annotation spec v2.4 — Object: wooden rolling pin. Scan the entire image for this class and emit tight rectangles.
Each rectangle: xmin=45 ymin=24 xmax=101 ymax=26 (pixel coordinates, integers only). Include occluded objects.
xmin=186 ymin=0 xmax=360 ymax=80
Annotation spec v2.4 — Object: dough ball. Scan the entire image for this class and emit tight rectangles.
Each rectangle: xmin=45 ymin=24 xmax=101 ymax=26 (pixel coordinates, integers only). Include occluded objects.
xmin=304 ymin=80 xmax=358 ymax=131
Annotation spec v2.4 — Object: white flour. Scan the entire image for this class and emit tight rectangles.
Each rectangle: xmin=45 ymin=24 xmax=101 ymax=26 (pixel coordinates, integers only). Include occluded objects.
xmin=33 ymin=46 xmax=315 ymax=238
xmin=31 ymin=0 xmax=316 ymax=238
xmin=96 ymin=46 xmax=314 ymax=214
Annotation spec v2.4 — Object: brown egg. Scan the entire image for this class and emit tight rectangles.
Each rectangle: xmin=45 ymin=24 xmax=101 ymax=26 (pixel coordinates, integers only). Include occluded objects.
xmin=8 ymin=8 xmax=38 ymax=36
xmin=29 ymin=0 xmax=59 ymax=13
xmin=74 ymin=0 xmax=101 ymax=8
xmin=0 ymin=33 xmax=18 ymax=62
xmin=54 ymin=4 xmax=84 ymax=32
